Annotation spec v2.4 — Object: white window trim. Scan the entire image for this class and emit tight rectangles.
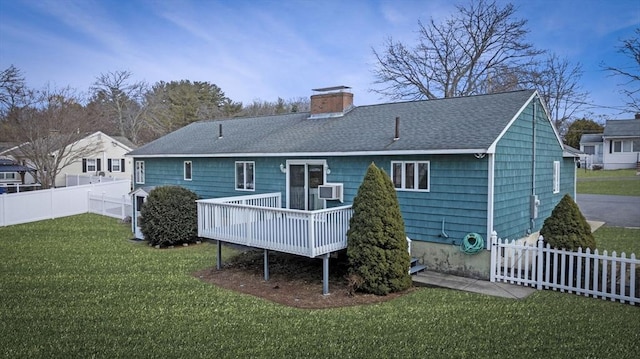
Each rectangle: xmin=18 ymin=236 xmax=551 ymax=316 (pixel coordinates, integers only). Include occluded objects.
xmin=391 ymin=161 xmax=430 ymax=192
xmin=184 ymin=161 xmax=192 ymax=181
xmin=612 ymin=140 xmax=632 ymax=153
xmin=0 ymin=172 xmax=17 ymax=181
xmin=86 ymin=158 xmax=97 ymax=172
xmin=135 ymin=161 xmax=145 ymax=184
xmin=553 ymin=161 xmax=560 ymax=194
xmin=235 ymin=161 xmax=255 ymax=191
xmin=110 ymin=158 xmax=121 ymax=172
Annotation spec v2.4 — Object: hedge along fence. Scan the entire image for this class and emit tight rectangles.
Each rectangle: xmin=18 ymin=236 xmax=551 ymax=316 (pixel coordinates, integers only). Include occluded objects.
xmin=490 ymin=233 xmax=638 ymax=306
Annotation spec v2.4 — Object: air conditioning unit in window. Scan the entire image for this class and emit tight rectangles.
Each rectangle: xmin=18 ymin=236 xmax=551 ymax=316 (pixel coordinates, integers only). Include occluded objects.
xmin=318 ymin=183 xmax=343 ymax=202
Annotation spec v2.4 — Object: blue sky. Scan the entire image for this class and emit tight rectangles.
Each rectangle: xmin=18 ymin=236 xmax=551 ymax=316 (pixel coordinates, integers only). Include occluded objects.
xmin=0 ymin=0 xmax=638 ymax=120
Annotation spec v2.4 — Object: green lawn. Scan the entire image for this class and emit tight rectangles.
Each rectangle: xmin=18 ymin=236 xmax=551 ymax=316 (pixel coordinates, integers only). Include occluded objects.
xmin=577 ymin=168 xmax=640 ymax=196
xmin=593 ymin=226 xmax=640 ymax=256
xmin=1 ymin=214 xmax=639 ymax=358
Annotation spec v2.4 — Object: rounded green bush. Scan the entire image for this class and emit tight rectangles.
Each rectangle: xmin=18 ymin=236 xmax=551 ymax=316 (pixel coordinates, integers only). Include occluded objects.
xmin=139 ymin=186 xmax=199 ymax=247
xmin=347 ymin=163 xmax=412 ymax=295
xmin=540 ymin=194 xmax=596 ymax=251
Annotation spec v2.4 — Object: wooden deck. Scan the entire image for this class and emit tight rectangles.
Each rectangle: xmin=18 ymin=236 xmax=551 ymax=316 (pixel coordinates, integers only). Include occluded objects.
xmin=197 ymin=193 xmax=353 ymax=258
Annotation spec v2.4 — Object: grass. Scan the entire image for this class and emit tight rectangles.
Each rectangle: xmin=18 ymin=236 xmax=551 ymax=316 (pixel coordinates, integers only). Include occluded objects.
xmin=1 ymin=214 xmax=639 ymax=358
xmin=577 ymin=168 xmax=640 ymax=196
xmin=593 ymin=226 xmax=640 ymax=255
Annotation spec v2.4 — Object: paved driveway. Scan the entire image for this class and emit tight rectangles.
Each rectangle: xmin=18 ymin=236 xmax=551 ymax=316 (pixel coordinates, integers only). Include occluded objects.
xmin=576 ymin=194 xmax=640 ymax=228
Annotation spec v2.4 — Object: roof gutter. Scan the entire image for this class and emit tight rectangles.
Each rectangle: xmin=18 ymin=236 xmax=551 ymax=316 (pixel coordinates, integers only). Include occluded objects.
xmin=126 ymin=148 xmax=490 ymax=159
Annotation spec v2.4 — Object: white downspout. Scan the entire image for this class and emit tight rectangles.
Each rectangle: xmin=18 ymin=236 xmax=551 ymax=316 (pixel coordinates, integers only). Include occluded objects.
xmin=486 ymin=153 xmax=495 ymax=250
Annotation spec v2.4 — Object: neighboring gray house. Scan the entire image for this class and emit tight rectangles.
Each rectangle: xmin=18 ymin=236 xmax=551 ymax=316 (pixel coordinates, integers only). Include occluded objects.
xmin=580 ymin=115 xmax=640 ymax=170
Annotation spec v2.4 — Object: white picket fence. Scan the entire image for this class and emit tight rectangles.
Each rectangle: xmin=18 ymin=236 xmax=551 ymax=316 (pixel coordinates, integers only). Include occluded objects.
xmin=490 ymin=232 xmax=638 ymax=305
xmin=0 ymin=180 xmax=131 ymax=227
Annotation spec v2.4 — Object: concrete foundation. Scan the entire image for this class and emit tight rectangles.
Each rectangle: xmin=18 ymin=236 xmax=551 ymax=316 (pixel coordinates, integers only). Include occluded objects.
xmin=411 ymin=241 xmax=491 ymax=280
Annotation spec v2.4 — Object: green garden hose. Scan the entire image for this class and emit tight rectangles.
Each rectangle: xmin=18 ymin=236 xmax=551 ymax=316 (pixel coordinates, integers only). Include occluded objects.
xmin=460 ymin=232 xmax=484 ymax=254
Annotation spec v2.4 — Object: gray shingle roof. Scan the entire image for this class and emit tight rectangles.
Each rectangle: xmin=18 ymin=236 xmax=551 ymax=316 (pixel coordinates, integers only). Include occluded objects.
xmin=580 ymin=134 xmax=603 ymax=144
xmin=128 ymin=90 xmax=537 ymax=157
xmin=603 ymin=119 xmax=640 ymax=138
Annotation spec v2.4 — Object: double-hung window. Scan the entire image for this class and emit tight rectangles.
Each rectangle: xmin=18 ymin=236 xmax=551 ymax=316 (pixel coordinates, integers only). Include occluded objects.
xmin=235 ymin=161 xmax=254 ymax=191
xmin=135 ymin=161 xmax=145 ymax=184
xmin=391 ymin=161 xmax=429 ymax=191
xmin=184 ymin=161 xmax=192 ymax=181
xmin=108 ymin=158 xmax=124 ymax=172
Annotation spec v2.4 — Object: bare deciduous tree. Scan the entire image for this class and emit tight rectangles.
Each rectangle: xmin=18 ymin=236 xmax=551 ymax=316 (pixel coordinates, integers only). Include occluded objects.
xmin=530 ymin=54 xmax=590 ymax=136
xmin=8 ymin=86 xmax=99 ymax=188
xmin=371 ymin=0 xmax=542 ymax=100
xmin=602 ymin=28 xmax=640 ymax=114
xmin=90 ymin=70 xmax=148 ymax=145
xmin=240 ymin=97 xmax=310 ymax=117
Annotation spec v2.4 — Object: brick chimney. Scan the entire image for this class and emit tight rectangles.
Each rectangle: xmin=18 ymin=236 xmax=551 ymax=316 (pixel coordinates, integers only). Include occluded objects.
xmin=309 ymin=86 xmax=353 ymax=118
xmin=635 ymin=113 xmax=640 ymax=120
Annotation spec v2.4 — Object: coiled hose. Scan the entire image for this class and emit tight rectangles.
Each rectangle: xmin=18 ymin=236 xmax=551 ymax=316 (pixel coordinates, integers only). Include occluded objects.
xmin=460 ymin=232 xmax=484 ymax=254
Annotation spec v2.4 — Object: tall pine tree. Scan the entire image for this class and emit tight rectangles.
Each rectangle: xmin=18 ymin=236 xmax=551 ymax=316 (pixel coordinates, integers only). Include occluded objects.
xmin=347 ymin=163 xmax=412 ymax=295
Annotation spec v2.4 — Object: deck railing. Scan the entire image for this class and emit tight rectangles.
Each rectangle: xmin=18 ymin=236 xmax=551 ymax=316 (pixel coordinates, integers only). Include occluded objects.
xmin=197 ymin=193 xmax=353 ymax=257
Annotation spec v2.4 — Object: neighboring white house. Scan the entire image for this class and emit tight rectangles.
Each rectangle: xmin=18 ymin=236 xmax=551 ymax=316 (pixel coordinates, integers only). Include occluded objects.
xmin=580 ymin=115 xmax=640 ymax=170
xmin=55 ymin=131 xmax=136 ymax=187
xmin=0 ymin=131 xmax=136 ymax=187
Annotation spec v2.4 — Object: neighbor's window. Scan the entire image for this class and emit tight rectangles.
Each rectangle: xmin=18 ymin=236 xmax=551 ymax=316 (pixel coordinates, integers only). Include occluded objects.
xmin=0 ymin=172 xmax=16 ymax=181
xmin=235 ymin=161 xmax=255 ymax=191
xmin=553 ymin=161 xmax=560 ymax=194
xmin=582 ymin=145 xmax=595 ymax=155
xmin=612 ymin=140 xmax=632 ymax=153
xmin=391 ymin=161 xmax=429 ymax=191
xmin=135 ymin=161 xmax=145 ymax=184
xmin=86 ymin=158 xmax=97 ymax=172
xmin=108 ymin=158 xmax=122 ymax=172
xmin=184 ymin=161 xmax=192 ymax=181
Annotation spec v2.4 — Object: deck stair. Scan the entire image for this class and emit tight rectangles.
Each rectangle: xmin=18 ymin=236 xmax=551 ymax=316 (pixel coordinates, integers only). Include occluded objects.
xmin=409 ymin=257 xmax=427 ymax=275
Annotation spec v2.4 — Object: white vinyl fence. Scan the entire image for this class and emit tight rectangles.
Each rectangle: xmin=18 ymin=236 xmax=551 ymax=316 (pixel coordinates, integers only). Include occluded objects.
xmin=65 ymin=174 xmax=120 ymax=187
xmin=490 ymin=233 xmax=638 ymax=305
xmin=88 ymin=193 xmax=132 ymax=220
xmin=0 ymin=180 xmax=131 ymax=227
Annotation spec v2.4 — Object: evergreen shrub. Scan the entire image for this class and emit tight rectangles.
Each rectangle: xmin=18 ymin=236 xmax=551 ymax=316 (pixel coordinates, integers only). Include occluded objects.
xmin=540 ymin=194 xmax=596 ymax=251
xmin=346 ymin=163 xmax=412 ymax=295
xmin=140 ymin=186 xmax=199 ymax=247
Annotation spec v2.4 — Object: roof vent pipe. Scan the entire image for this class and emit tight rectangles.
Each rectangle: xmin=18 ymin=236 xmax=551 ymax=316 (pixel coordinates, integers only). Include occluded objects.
xmin=218 ymin=124 xmax=223 ymax=139
xmin=394 ymin=117 xmax=400 ymax=141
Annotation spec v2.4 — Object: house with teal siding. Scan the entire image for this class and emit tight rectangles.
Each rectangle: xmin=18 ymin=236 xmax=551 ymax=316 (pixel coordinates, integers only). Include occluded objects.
xmin=127 ymin=87 xmax=577 ymax=280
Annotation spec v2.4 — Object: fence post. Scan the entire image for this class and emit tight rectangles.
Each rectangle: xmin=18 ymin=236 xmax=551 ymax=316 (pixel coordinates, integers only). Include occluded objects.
xmin=121 ymin=194 xmax=126 ymax=219
xmin=537 ymin=235 xmax=544 ymax=290
xmin=87 ymin=190 xmax=92 ymax=214
xmin=489 ymin=231 xmax=498 ymax=282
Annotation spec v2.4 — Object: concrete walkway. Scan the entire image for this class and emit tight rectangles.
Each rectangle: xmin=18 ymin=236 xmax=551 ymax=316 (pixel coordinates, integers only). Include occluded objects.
xmin=412 ymin=271 xmax=536 ymax=299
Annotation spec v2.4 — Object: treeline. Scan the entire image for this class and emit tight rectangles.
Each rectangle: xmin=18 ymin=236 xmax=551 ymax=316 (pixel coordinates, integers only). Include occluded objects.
xmin=0 ymin=67 xmax=310 ymax=145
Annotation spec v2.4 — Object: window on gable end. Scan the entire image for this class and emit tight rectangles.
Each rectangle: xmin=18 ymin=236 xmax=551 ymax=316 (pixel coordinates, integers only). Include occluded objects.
xmin=135 ymin=161 xmax=145 ymax=184
xmin=184 ymin=161 xmax=192 ymax=181
xmin=553 ymin=161 xmax=560 ymax=194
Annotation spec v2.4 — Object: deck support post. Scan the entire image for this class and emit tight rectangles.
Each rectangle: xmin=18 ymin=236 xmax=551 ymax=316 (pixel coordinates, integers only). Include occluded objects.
xmin=216 ymin=240 xmax=222 ymax=270
xmin=322 ymin=253 xmax=330 ymax=295
xmin=264 ymin=249 xmax=269 ymax=281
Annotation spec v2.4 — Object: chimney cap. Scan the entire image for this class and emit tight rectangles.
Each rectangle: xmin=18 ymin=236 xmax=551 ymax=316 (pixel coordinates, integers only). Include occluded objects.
xmin=312 ymin=85 xmax=351 ymax=92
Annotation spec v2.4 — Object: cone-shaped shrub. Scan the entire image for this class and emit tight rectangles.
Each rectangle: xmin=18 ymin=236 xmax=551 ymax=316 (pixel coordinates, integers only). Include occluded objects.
xmin=140 ymin=186 xmax=199 ymax=247
xmin=347 ymin=163 xmax=412 ymax=295
xmin=540 ymin=194 xmax=596 ymax=251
